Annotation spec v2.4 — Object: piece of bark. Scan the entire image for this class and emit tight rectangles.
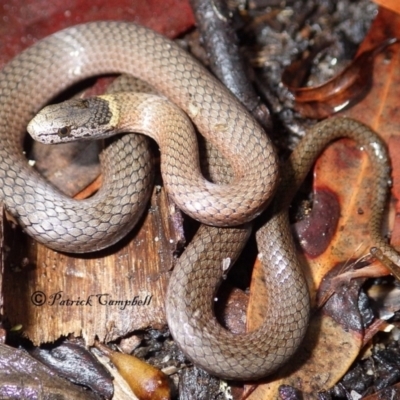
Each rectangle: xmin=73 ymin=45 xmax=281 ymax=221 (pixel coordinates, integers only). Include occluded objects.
xmin=2 ymin=185 xmax=184 ymax=345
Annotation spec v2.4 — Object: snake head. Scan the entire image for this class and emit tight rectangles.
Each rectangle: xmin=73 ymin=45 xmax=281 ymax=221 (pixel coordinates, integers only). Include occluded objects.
xmin=27 ymin=96 xmax=116 ymax=144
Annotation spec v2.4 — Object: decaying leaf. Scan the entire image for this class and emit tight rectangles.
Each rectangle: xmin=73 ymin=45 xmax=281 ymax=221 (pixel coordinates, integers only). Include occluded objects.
xmin=95 ymin=342 xmax=171 ymax=400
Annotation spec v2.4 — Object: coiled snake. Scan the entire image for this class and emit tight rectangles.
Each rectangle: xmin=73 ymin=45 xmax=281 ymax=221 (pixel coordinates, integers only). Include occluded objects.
xmin=2 ymin=21 xmax=399 ymax=380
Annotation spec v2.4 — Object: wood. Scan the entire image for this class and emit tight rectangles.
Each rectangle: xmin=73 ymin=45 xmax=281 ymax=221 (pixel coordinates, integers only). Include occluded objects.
xmin=2 ymin=185 xmax=184 ymax=345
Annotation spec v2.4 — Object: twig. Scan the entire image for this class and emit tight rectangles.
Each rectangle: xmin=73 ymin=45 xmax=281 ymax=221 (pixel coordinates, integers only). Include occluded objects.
xmin=190 ymin=0 xmax=273 ymax=132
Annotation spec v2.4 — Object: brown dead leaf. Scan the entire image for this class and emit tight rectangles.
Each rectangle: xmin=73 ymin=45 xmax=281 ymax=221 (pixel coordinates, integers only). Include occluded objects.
xmin=389 ymin=137 xmax=400 ymax=244
xmin=343 ymin=7 xmax=400 ymax=249
xmin=95 ymin=342 xmax=171 ymax=400
xmin=344 ymin=7 xmax=400 ymax=140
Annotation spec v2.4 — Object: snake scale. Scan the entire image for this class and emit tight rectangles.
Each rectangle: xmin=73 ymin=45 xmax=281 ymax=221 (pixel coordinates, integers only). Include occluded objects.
xmin=2 ymin=21 xmax=399 ymax=380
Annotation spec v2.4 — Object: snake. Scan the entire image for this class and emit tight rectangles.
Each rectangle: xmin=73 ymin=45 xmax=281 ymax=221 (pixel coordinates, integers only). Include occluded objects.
xmin=3 ymin=21 xmax=400 ymax=380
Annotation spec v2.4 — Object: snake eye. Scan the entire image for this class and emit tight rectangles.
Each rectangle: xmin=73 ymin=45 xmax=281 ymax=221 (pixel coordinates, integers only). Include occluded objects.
xmin=58 ymin=126 xmax=71 ymax=137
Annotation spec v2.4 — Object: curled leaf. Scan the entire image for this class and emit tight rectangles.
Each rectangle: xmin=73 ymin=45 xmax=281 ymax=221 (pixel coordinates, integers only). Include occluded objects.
xmin=282 ymin=38 xmax=399 ymax=119
xmin=95 ymin=342 xmax=171 ymax=400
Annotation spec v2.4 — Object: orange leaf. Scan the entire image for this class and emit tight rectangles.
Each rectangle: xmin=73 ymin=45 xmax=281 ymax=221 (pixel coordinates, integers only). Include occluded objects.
xmin=372 ymin=0 xmax=400 ymax=15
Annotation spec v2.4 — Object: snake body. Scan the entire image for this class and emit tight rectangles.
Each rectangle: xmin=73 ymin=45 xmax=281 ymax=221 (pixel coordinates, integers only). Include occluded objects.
xmin=3 ymin=22 xmax=400 ymax=380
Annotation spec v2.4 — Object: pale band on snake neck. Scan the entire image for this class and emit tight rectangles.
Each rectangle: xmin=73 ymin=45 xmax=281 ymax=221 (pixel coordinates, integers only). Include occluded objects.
xmin=1 ymin=21 xmax=399 ymax=380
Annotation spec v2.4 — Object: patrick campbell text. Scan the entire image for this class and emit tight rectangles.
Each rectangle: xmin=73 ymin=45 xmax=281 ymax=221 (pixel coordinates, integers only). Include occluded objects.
xmin=32 ymin=291 xmax=153 ymax=310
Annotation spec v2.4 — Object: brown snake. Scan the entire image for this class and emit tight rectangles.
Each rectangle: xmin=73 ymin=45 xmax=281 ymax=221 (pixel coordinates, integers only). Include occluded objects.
xmin=3 ymin=22 xmax=400 ymax=380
